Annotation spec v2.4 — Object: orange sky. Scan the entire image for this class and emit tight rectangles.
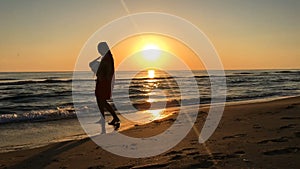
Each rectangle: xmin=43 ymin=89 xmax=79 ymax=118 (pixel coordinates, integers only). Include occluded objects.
xmin=0 ymin=0 xmax=299 ymax=72
xmin=111 ymin=34 xmax=205 ymax=71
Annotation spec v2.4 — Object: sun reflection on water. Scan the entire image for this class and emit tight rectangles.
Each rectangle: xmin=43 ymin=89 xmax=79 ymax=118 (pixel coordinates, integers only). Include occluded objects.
xmin=148 ymin=69 xmax=155 ymax=78
xmin=147 ymin=109 xmax=165 ymax=120
xmin=146 ymin=98 xmax=154 ymax=103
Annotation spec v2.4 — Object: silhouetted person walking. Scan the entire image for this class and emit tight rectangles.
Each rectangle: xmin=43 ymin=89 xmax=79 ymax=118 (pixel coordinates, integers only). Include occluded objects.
xmin=93 ymin=42 xmax=120 ymax=130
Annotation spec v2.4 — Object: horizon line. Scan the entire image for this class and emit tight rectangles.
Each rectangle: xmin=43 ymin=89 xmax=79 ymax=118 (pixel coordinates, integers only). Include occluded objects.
xmin=0 ymin=68 xmax=300 ymax=73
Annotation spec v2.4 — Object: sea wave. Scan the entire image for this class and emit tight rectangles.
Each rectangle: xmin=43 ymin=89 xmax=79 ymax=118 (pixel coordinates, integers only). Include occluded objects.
xmin=0 ymin=78 xmax=18 ymax=81
xmin=275 ymin=70 xmax=300 ymax=74
xmin=226 ymin=91 xmax=285 ymax=101
xmin=1 ymin=70 xmax=299 ymax=125
xmin=0 ymin=79 xmax=71 ymax=86
xmin=0 ymin=106 xmax=76 ymax=124
xmin=0 ymin=79 xmax=95 ymax=86
xmin=0 ymin=91 xmax=72 ymax=102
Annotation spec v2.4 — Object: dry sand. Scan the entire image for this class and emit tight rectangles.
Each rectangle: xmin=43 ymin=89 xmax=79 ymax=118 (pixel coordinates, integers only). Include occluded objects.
xmin=0 ymin=96 xmax=299 ymax=169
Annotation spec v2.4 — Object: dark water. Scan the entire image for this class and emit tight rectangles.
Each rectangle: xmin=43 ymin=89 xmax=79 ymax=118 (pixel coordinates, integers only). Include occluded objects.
xmin=0 ymin=70 xmax=299 ymax=124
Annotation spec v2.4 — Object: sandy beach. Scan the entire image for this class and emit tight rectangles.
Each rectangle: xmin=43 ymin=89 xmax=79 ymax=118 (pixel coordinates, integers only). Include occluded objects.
xmin=1 ymin=0 xmax=299 ymax=168
xmin=0 ymin=96 xmax=299 ymax=169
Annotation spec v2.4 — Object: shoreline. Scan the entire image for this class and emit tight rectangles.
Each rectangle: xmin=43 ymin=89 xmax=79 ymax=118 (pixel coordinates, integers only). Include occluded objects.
xmin=2 ymin=94 xmax=299 ymax=125
xmin=0 ymin=95 xmax=299 ymax=153
xmin=221 ymin=94 xmax=300 ymax=107
xmin=0 ymin=96 xmax=299 ymax=168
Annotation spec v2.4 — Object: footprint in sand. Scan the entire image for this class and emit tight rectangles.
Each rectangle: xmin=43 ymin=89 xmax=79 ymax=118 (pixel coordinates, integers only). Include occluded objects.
xmin=182 ymin=147 xmax=197 ymax=151
xmin=234 ymin=150 xmax=246 ymax=156
xmin=164 ymin=150 xmax=182 ymax=156
xmin=194 ymin=151 xmax=245 ymax=161
xmin=186 ymin=151 xmax=200 ymax=156
xmin=253 ymin=124 xmax=262 ymax=129
xmin=222 ymin=134 xmax=247 ymax=140
xmin=263 ymin=147 xmax=300 ymax=155
xmin=281 ymin=117 xmax=300 ymax=120
xmin=211 ymin=153 xmax=239 ymax=160
xmin=279 ymin=124 xmax=297 ymax=130
xmin=257 ymin=137 xmax=289 ymax=144
xmin=170 ymin=154 xmax=184 ymax=161
xmin=181 ymin=147 xmax=198 ymax=155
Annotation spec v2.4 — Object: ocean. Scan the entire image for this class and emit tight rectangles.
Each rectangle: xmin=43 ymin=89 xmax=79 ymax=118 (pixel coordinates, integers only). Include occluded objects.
xmin=0 ymin=69 xmax=299 ymax=152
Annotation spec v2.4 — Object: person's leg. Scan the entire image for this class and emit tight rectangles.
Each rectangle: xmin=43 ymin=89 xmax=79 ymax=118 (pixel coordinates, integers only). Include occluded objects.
xmin=96 ymin=98 xmax=106 ymax=134
xmin=103 ymin=100 xmax=120 ymax=122
xmin=96 ymin=97 xmax=106 ymax=119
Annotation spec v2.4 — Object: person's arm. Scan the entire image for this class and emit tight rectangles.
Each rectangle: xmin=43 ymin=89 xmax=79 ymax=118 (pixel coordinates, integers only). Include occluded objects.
xmin=91 ymin=56 xmax=101 ymax=63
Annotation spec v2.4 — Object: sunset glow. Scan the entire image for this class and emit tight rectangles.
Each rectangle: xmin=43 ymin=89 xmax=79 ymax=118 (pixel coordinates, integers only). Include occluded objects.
xmin=0 ymin=1 xmax=298 ymax=72
xmin=112 ymin=34 xmax=205 ymax=71
xmin=142 ymin=44 xmax=161 ymax=61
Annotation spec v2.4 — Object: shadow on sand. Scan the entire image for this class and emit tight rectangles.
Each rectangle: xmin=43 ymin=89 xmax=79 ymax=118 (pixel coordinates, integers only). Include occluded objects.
xmin=9 ymin=138 xmax=89 ymax=169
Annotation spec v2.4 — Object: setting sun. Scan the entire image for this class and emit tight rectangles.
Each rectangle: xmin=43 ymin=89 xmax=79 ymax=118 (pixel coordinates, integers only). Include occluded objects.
xmin=143 ymin=44 xmax=159 ymax=51
xmin=148 ymin=69 xmax=155 ymax=78
xmin=142 ymin=44 xmax=161 ymax=61
xmin=111 ymin=33 xmax=205 ymax=71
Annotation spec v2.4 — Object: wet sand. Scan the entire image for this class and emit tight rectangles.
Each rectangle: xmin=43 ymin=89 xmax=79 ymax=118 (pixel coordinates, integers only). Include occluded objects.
xmin=0 ymin=96 xmax=299 ymax=169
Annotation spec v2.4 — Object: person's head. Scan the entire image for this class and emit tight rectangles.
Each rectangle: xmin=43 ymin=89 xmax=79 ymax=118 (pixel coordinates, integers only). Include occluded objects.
xmin=97 ymin=42 xmax=110 ymax=56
